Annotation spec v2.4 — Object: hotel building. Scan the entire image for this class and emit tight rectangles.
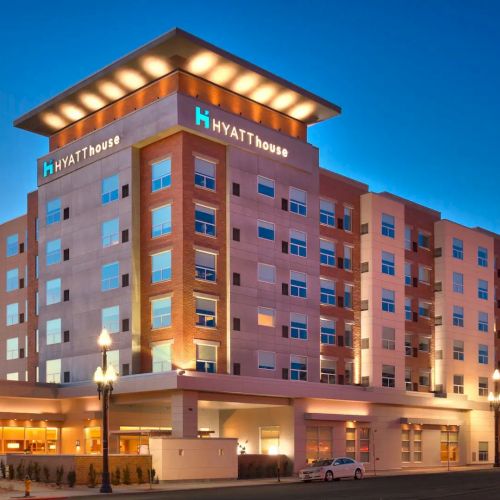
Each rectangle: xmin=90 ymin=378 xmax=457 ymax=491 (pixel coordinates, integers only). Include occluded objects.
xmin=0 ymin=28 xmax=498 ymax=474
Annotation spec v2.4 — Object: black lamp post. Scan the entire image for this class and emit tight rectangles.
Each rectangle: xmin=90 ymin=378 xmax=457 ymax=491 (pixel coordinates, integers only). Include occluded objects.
xmin=94 ymin=329 xmax=117 ymax=494
xmin=488 ymin=369 xmax=500 ymax=468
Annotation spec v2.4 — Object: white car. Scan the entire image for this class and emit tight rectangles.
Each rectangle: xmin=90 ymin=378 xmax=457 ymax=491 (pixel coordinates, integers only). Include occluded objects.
xmin=298 ymin=457 xmax=365 ymax=482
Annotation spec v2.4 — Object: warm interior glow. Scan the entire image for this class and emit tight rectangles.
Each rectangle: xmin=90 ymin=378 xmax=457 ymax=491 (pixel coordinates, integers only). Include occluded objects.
xmin=188 ymin=51 xmax=218 ymax=75
xmin=271 ymin=91 xmax=297 ymax=111
xmin=232 ymin=73 xmax=260 ymax=94
xmin=99 ymin=81 xmax=126 ymax=100
xmin=80 ymin=92 xmax=107 ymax=111
xmin=7 ymin=442 xmax=20 ymax=449
xmin=488 ymin=392 xmax=494 ymax=402
xmin=94 ymin=366 xmax=104 ymax=384
xmin=115 ymin=69 xmax=147 ymax=91
xmin=60 ymin=104 xmax=85 ymax=121
xmin=209 ymin=63 xmax=237 ymax=85
xmin=98 ymin=329 xmax=112 ymax=348
xmin=268 ymin=445 xmax=279 ymax=456
xmin=250 ymin=84 xmax=276 ymax=104
xmin=289 ymin=102 xmax=315 ymax=120
xmin=42 ymin=112 xmax=67 ymax=129
xmin=493 ymin=369 xmax=500 ymax=381
xmin=141 ymin=56 xmax=170 ymax=78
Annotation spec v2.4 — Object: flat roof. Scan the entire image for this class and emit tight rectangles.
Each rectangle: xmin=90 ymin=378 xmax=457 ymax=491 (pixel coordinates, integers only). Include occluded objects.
xmin=14 ymin=28 xmax=341 ymax=136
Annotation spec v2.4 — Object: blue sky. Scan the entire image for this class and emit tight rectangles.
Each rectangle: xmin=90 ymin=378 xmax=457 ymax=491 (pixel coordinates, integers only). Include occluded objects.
xmin=0 ymin=0 xmax=498 ymax=232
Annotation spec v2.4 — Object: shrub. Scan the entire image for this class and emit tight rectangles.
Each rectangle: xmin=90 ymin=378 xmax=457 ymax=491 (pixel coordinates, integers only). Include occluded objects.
xmin=15 ymin=461 xmax=25 ymax=481
xmin=147 ymin=468 xmax=156 ymax=483
xmin=8 ymin=464 xmax=14 ymax=480
xmin=0 ymin=460 xmax=5 ymax=479
xmin=67 ymin=470 xmax=76 ymax=488
xmin=27 ymin=462 xmax=34 ymax=480
xmin=43 ymin=465 xmax=50 ymax=484
xmin=55 ymin=466 xmax=64 ymax=487
xmin=33 ymin=463 xmax=41 ymax=482
xmin=88 ymin=464 xmax=97 ymax=488
xmin=136 ymin=466 xmax=143 ymax=484
xmin=112 ymin=467 xmax=121 ymax=486
xmin=123 ymin=465 xmax=131 ymax=485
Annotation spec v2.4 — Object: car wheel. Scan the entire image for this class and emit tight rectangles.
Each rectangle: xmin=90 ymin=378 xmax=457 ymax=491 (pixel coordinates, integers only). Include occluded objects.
xmin=354 ymin=468 xmax=363 ymax=480
xmin=325 ymin=471 xmax=334 ymax=482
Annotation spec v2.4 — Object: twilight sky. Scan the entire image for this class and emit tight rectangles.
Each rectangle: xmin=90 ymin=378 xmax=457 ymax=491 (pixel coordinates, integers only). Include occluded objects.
xmin=0 ymin=0 xmax=498 ymax=232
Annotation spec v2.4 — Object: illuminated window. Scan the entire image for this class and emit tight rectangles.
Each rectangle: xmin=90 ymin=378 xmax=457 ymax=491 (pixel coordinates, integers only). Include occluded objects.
xmin=381 ymin=251 xmax=395 ymax=275
xmin=151 ymin=158 xmax=171 ymax=192
xmin=102 ymin=306 xmax=120 ymax=334
xmin=413 ymin=430 xmax=423 ymax=462
xmin=85 ymin=427 xmax=101 ymax=454
xmin=258 ymin=351 xmax=275 ymax=370
xmin=320 ymin=239 xmax=335 ymax=266
xmin=320 ymin=358 xmax=336 ymax=384
xmin=151 ymin=250 xmax=172 ymax=283
xmin=46 ymin=238 xmax=62 ymax=264
xmin=195 ymin=205 xmax=216 ymax=237
xmin=345 ymin=427 xmax=356 ymax=459
xmin=320 ymin=318 xmax=335 ymax=345
xmin=101 ymin=262 xmax=119 ymax=291
xmin=381 ymin=213 xmax=395 ymax=238
xmin=306 ymin=426 xmax=331 ymax=462
xmin=6 ymin=337 xmax=18 ymax=360
xmin=151 ymin=343 xmax=172 ymax=372
xmin=102 ymin=219 xmax=119 ymax=248
xmin=196 ymin=343 xmax=216 ymax=373
xmin=320 ymin=199 xmax=335 ymax=226
xmin=152 ymin=205 xmax=171 ymax=238
xmin=46 ymin=318 xmax=62 ymax=345
xmin=195 ymin=297 xmax=216 ymax=327
xmin=46 ymin=278 xmax=61 ymax=305
xmin=46 ymin=359 xmax=61 ymax=384
xmin=257 ymin=307 xmax=275 ymax=327
xmin=195 ymin=250 xmax=216 ymax=282
xmin=289 ymin=187 xmax=307 ymax=216
xmin=290 ymin=229 xmax=307 ymax=257
xmin=101 ymin=174 xmax=119 ymax=205
xmin=6 ymin=372 xmax=18 ymax=380
xmin=440 ymin=429 xmax=459 ymax=462
xmin=151 ymin=297 xmax=171 ymax=329
xmin=194 ymin=157 xmax=216 ymax=191
xmin=6 ymin=268 xmax=18 ymax=292
xmin=401 ymin=429 xmax=410 ymax=462
xmin=257 ymin=220 xmax=274 ymax=241
xmin=260 ymin=426 xmax=280 ymax=455
xmin=6 ymin=303 xmax=18 ymax=326
xmin=46 ymin=198 xmax=61 ymax=225
xmin=6 ymin=234 xmax=18 ymax=257
xmin=290 ymin=271 xmax=307 ymax=298
xmin=359 ymin=428 xmax=370 ymax=462
xmin=257 ymin=176 xmax=274 ymax=197
xmin=290 ymin=313 xmax=307 ymax=340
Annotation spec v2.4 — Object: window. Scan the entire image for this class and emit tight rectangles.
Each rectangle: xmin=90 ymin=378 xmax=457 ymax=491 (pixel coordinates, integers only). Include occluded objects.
xmin=405 ymin=369 xmax=412 ymax=391
xmin=452 ymin=238 xmax=463 ymax=260
xmin=46 ymin=278 xmax=61 ymax=305
xmin=381 ymin=251 xmax=395 ymax=275
xmin=346 ymin=428 xmax=356 ymax=459
xmin=6 ymin=268 xmax=18 ymax=292
xmin=345 ymin=361 xmax=354 ymax=385
xmin=382 ymin=327 xmax=395 ymax=350
xmin=320 ymin=318 xmax=336 ymax=345
xmin=344 ymin=322 xmax=353 ymax=348
xmin=258 ymin=351 xmax=276 ymax=370
xmin=382 ymin=364 xmax=395 ymax=387
xmin=453 ymin=340 xmax=464 ymax=361
xmin=257 ymin=220 xmax=274 ymax=241
xmin=418 ymin=336 xmax=430 ymax=353
xmin=6 ymin=372 xmax=18 ymax=381
xmin=405 ymin=297 xmax=412 ymax=321
xmin=414 ymin=430 xmax=423 ymax=462
xmin=320 ymin=278 xmax=335 ymax=305
xmin=196 ymin=343 xmax=216 ymax=373
xmin=418 ymin=231 xmax=430 ymax=249
xmin=196 ymin=297 xmax=217 ymax=328
xmin=290 ymin=271 xmax=307 ymax=298
xmin=452 ymin=272 xmax=464 ymax=293
xmin=6 ymin=234 xmax=18 ymax=257
xmin=478 ymin=279 xmax=488 ymax=300
xmin=405 ymin=226 xmax=412 ymax=250
xmin=194 ymin=157 xmax=216 ymax=190
xmin=477 ymin=247 xmax=488 ymax=267
xmin=419 ymin=370 xmax=430 ymax=387
xmin=101 ymin=175 xmax=119 ymax=205
xmin=320 ymin=199 xmax=335 ymax=226
xmin=344 ymin=245 xmax=352 ymax=270
xmin=152 ymin=343 xmax=172 ymax=372
xmin=101 ymin=262 xmax=119 ymax=291
xmin=152 ymin=205 xmax=172 ymax=238
xmin=343 ymin=206 xmax=352 ymax=231
xmin=290 ymin=313 xmax=307 ymax=340
xmin=478 ymin=312 xmax=488 ymax=332
xmin=151 ymin=251 xmax=172 ymax=283
xmin=307 ymin=426 xmax=332 ymax=462
xmin=402 ymin=429 xmax=410 ymax=461
xmin=46 ymin=318 xmax=62 ymax=345
xmin=478 ymin=377 xmax=488 ymax=397
xmin=290 ymin=229 xmax=307 ymax=257
xmin=320 ymin=358 xmax=336 ymax=384
xmin=260 ymin=426 xmax=280 ymax=455
xmin=46 ymin=198 xmax=61 ymax=225
xmin=453 ymin=305 xmax=464 ymax=327
xmin=289 ymin=187 xmax=307 ymax=216
xmin=257 ymin=307 xmax=275 ymax=327
xmin=6 ymin=303 xmax=18 ymax=326
xmin=290 ymin=355 xmax=307 ymax=381
xmin=478 ymin=442 xmax=488 ymax=462
xmin=195 ymin=205 xmax=216 ymax=237
xmin=359 ymin=428 xmax=371 ymax=462
xmin=46 ymin=359 xmax=61 ymax=384
xmin=257 ymin=263 xmax=276 ymax=284
xmin=478 ymin=344 xmax=488 ymax=365
xmin=453 ymin=375 xmax=464 ymax=394
xmin=152 ymin=297 xmax=172 ymax=329
xmin=318 ymin=240 xmax=335 ymax=266
xmin=381 ymin=213 xmax=395 ymax=238
xmin=381 ymin=289 xmax=395 ymax=313
xmin=405 ymin=333 xmax=412 ymax=356
xmin=99 ymin=306 xmax=120 ymax=334
xmin=405 ymin=262 xmax=411 ymax=286
xmin=195 ymin=250 xmax=216 ymax=282
xmin=419 ymin=301 xmax=431 ymax=319
xmin=151 ymin=158 xmax=171 ymax=192
xmin=418 ymin=266 xmax=431 ymax=284
xmin=344 ymin=284 xmax=353 ymax=308
xmin=101 ymin=219 xmax=119 ymax=248
xmin=6 ymin=337 xmax=18 ymax=360
xmin=257 ymin=176 xmax=275 ymax=197
xmin=441 ymin=429 xmax=459 ymax=462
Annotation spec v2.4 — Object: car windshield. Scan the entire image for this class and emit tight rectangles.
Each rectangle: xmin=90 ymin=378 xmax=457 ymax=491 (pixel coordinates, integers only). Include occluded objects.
xmin=311 ymin=460 xmax=332 ymax=467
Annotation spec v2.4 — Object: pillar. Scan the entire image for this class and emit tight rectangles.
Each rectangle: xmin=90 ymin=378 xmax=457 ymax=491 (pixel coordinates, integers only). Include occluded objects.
xmin=292 ymin=398 xmax=307 ymax=472
xmin=170 ymin=390 xmax=198 ymax=438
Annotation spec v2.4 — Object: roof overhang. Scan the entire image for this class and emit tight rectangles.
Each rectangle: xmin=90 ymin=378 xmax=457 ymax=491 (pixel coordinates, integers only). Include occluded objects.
xmin=14 ymin=28 xmax=341 ymax=136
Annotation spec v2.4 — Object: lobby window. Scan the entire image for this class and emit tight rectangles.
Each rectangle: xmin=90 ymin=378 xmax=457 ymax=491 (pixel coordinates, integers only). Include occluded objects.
xmin=320 ymin=278 xmax=335 ymax=305
xmin=290 ymin=271 xmax=307 ymax=298
xmin=405 ymin=369 xmax=412 ymax=391
xmin=257 ymin=263 xmax=276 ymax=284
xmin=453 ymin=305 xmax=464 ymax=327
xmin=260 ymin=426 xmax=280 ymax=455
xmin=414 ymin=430 xmax=423 ymax=462
xmin=381 ymin=251 xmax=395 ymax=275
xmin=344 ymin=283 xmax=353 ymax=308
xmin=320 ymin=199 xmax=335 ymax=226
xmin=405 ymin=297 xmax=412 ymax=321
xmin=453 ymin=375 xmax=464 ymax=394
xmin=290 ymin=355 xmax=307 ymax=381
xmin=359 ymin=428 xmax=371 ymax=462
xmin=452 ymin=272 xmax=464 ymax=293
xmin=195 ymin=250 xmax=216 ymax=282
xmin=404 ymin=262 xmax=411 ymax=286
xmin=477 ymin=279 xmax=488 ymax=300
xmin=320 ymin=358 xmax=336 ymax=384
xmin=419 ymin=336 xmax=430 ymax=353
xmin=102 ymin=306 xmax=120 ymax=334
xmin=258 ymin=351 xmax=276 ymax=371
xmin=151 ymin=250 xmax=172 ymax=283
xmin=46 ymin=359 xmax=61 ymax=384
xmin=257 ymin=307 xmax=275 ymax=327
xmin=6 ymin=268 xmax=18 ymax=292
xmin=418 ymin=231 xmax=430 ymax=250
xmin=196 ymin=343 xmax=217 ymax=373
xmin=404 ymin=226 xmax=412 ymax=250
xmin=290 ymin=313 xmax=307 ymax=340
xmin=46 ymin=198 xmax=61 ymax=225
xmin=84 ymin=427 xmax=101 ymax=454
xmin=101 ymin=262 xmax=119 ymax=291
xmin=452 ymin=238 xmax=463 ymax=260
xmin=101 ymin=174 xmax=119 ymax=205
xmin=195 ymin=297 xmax=216 ymax=328
xmin=477 ymin=247 xmax=488 ymax=267
xmin=306 ymin=427 xmax=332 ymax=462
xmin=257 ymin=176 xmax=275 ymax=198
xmin=151 ymin=158 xmax=171 ymax=192
xmin=402 ymin=429 xmax=410 ymax=461
xmin=195 ymin=205 xmax=216 ymax=237
xmin=419 ymin=300 xmax=431 ymax=319
xmin=320 ymin=239 xmax=335 ymax=266
xmin=441 ymin=429 xmax=459 ymax=462
xmin=152 ymin=343 xmax=172 ymax=372
xmin=46 ymin=239 xmax=62 ymax=265
xmin=344 ymin=245 xmax=352 ymax=270
xmin=405 ymin=333 xmax=412 ymax=356
xmin=46 ymin=278 xmax=61 ymax=305
xmin=289 ymin=187 xmax=307 ymax=216
xmin=418 ymin=266 xmax=431 ymax=284
xmin=6 ymin=337 xmax=18 ymax=360
xmin=6 ymin=303 xmax=18 ymax=326
xmin=453 ymin=340 xmax=464 ymax=361
xmin=382 ymin=327 xmax=395 ymax=350
xmin=290 ymin=229 xmax=307 ymax=257
xmin=478 ymin=311 xmax=488 ymax=332
xmin=344 ymin=322 xmax=353 ymax=348
xmin=257 ymin=220 xmax=274 ymax=241
xmin=478 ymin=377 xmax=488 ymax=397
xmin=151 ymin=297 xmax=171 ymax=329
xmin=382 ymin=364 xmax=395 ymax=387
xmin=381 ymin=289 xmax=395 ymax=313
xmin=194 ymin=157 xmax=216 ymax=191
xmin=381 ymin=213 xmax=395 ymax=238
xmin=6 ymin=234 xmax=18 ymax=257
xmin=320 ymin=318 xmax=336 ymax=345
xmin=346 ymin=428 xmax=356 ymax=459
xmin=478 ymin=442 xmax=488 ymax=462
xmin=478 ymin=344 xmax=488 ymax=365
xmin=102 ymin=218 xmax=119 ymax=248
xmin=343 ymin=206 xmax=353 ymax=231
xmin=152 ymin=205 xmax=172 ymax=238
xmin=46 ymin=318 xmax=62 ymax=345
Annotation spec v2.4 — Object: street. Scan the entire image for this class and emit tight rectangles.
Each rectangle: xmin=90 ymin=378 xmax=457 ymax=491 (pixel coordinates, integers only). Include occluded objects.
xmin=78 ymin=469 xmax=500 ymax=500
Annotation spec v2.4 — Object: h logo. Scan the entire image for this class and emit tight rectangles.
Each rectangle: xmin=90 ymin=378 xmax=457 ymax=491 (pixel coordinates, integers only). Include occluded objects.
xmin=195 ymin=106 xmax=210 ymax=129
xmin=43 ymin=160 xmax=54 ymax=177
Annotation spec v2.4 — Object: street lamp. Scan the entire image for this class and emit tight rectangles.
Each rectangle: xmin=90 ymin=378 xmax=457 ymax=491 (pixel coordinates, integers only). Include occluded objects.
xmin=488 ymin=369 xmax=500 ymax=468
xmin=94 ymin=329 xmax=117 ymax=494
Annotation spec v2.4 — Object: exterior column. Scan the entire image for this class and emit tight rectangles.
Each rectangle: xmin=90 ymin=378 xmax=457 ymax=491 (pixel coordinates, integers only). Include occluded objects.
xmin=170 ymin=390 xmax=198 ymax=438
xmin=292 ymin=399 xmax=307 ymax=472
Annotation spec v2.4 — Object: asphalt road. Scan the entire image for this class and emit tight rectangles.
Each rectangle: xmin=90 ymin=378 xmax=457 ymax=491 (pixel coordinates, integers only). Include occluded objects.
xmin=79 ymin=469 xmax=500 ymax=500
